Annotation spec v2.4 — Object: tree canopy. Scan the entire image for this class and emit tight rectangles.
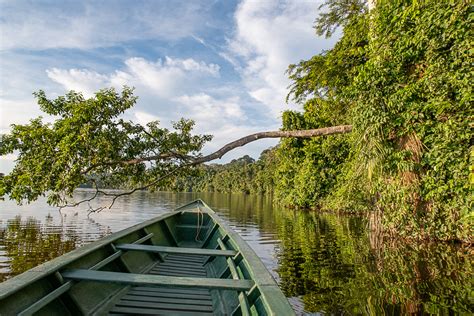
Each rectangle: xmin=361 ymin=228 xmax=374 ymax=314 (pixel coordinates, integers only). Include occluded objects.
xmin=275 ymin=0 xmax=473 ymax=241
xmin=0 ymin=87 xmax=212 ymax=207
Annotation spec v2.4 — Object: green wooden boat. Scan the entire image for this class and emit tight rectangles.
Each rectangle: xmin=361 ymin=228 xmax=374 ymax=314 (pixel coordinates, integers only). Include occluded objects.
xmin=0 ymin=200 xmax=294 ymax=315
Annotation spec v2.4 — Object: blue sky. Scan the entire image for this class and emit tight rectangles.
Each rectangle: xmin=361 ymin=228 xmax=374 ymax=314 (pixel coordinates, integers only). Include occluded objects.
xmin=0 ymin=0 xmax=337 ymax=173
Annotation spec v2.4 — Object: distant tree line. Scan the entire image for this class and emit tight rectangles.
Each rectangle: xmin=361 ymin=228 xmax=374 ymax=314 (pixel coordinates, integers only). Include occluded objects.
xmin=163 ymin=149 xmax=278 ymax=195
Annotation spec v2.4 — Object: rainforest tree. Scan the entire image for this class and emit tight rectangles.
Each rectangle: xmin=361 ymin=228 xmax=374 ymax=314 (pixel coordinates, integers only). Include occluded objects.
xmin=277 ymin=0 xmax=472 ymax=241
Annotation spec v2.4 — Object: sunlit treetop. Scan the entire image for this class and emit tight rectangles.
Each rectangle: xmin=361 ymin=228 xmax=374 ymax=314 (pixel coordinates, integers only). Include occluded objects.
xmin=0 ymin=87 xmax=212 ymax=207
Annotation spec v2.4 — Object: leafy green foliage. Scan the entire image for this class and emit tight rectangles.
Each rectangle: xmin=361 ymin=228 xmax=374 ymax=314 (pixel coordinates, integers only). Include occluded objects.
xmin=275 ymin=108 xmax=350 ymax=208
xmin=277 ymin=1 xmax=472 ymax=241
xmin=0 ymin=87 xmax=212 ymax=206
xmin=349 ymin=1 xmax=473 ymax=241
xmin=276 ymin=4 xmax=369 ymax=210
xmin=314 ymin=0 xmax=366 ymax=38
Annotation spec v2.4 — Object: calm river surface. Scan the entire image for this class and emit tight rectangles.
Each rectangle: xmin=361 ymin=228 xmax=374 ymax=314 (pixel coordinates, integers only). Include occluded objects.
xmin=0 ymin=190 xmax=472 ymax=314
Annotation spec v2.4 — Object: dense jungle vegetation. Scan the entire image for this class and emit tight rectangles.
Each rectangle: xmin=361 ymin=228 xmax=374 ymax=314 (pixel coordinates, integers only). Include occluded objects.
xmin=169 ymin=1 xmax=473 ymax=242
xmin=278 ymin=1 xmax=473 ymax=242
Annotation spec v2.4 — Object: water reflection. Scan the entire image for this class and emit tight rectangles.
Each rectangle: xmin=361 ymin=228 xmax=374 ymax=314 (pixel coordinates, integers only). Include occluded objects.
xmin=0 ymin=216 xmax=76 ymax=279
xmin=0 ymin=191 xmax=472 ymax=314
xmin=275 ymin=210 xmax=473 ymax=314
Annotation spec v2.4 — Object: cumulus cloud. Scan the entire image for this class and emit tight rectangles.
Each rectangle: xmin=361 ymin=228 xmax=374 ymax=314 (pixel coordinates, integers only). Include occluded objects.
xmin=0 ymin=153 xmax=17 ymax=175
xmin=163 ymin=57 xmax=220 ymax=76
xmin=175 ymin=93 xmax=245 ymax=124
xmin=122 ymin=57 xmax=219 ymax=98
xmin=46 ymin=68 xmax=110 ymax=97
xmin=0 ymin=98 xmax=47 ymax=134
xmin=131 ymin=111 xmax=160 ymax=127
xmin=46 ymin=56 xmax=221 ymax=98
xmin=226 ymin=0 xmax=335 ymax=118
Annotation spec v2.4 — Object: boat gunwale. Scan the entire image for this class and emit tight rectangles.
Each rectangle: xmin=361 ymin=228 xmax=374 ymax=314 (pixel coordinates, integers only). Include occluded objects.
xmin=185 ymin=199 xmax=294 ymax=314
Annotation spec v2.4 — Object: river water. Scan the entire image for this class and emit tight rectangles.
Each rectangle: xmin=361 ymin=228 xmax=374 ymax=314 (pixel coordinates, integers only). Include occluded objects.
xmin=0 ymin=190 xmax=472 ymax=314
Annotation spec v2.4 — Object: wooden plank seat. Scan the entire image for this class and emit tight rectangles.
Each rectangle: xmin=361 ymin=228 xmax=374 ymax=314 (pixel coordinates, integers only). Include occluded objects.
xmin=62 ymin=269 xmax=254 ymax=291
xmin=16 ymin=234 xmax=156 ymax=316
xmin=63 ymin=253 xmax=254 ymax=315
xmin=115 ymin=243 xmax=237 ymax=257
xmin=110 ymin=254 xmax=214 ymax=315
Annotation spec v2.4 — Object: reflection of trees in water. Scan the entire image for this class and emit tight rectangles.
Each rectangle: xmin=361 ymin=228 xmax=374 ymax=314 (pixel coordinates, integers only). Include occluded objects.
xmin=190 ymin=192 xmax=278 ymax=231
xmin=0 ymin=215 xmax=109 ymax=282
xmin=275 ymin=210 xmax=473 ymax=314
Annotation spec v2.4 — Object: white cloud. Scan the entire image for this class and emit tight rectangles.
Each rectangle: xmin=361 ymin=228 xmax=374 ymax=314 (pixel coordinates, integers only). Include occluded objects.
xmin=46 ymin=68 xmax=110 ymax=97
xmin=122 ymin=57 xmax=219 ymax=98
xmin=121 ymin=58 xmax=185 ymax=98
xmin=0 ymin=1 xmax=210 ymax=50
xmin=0 ymin=153 xmax=17 ymax=175
xmin=46 ymin=56 xmax=221 ymax=98
xmin=175 ymin=93 xmax=245 ymax=125
xmin=163 ymin=57 xmax=220 ymax=76
xmin=133 ymin=111 xmax=160 ymax=126
xmin=0 ymin=98 xmax=46 ymax=134
xmin=226 ymin=0 xmax=335 ymax=118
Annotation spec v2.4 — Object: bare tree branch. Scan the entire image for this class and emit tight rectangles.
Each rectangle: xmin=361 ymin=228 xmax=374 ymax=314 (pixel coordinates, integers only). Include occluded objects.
xmin=118 ymin=125 xmax=353 ymax=165
xmin=60 ymin=166 xmax=185 ymax=215
xmin=190 ymin=125 xmax=353 ymax=165
xmin=67 ymin=125 xmax=352 ymax=214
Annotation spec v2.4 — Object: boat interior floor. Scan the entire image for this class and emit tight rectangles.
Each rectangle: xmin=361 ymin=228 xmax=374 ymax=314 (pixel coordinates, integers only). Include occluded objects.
xmin=109 ymin=253 xmax=214 ymax=315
